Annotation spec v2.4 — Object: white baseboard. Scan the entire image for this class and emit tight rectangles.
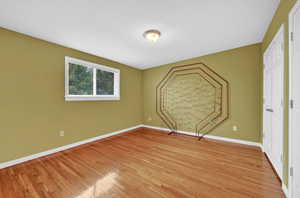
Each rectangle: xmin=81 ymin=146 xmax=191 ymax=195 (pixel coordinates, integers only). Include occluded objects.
xmin=259 ymin=143 xmax=264 ymax=152
xmin=0 ymin=125 xmax=143 ymax=169
xmin=0 ymin=124 xmax=263 ymax=170
xmin=282 ymin=183 xmax=289 ymax=198
xmin=142 ymin=125 xmax=262 ymax=148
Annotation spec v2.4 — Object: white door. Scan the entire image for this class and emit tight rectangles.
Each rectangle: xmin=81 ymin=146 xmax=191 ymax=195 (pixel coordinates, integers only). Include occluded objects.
xmin=263 ymin=50 xmax=273 ymax=157
xmin=289 ymin=1 xmax=300 ymax=197
xmin=263 ymin=26 xmax=284 ymax=180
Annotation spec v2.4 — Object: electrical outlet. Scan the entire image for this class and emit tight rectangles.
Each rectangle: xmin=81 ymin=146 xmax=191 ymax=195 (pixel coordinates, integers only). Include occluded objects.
xmin=233 ymin=126 xmax=238 ymax=131
xmin=147 ymin=116 xmax=152 ymax=122
xmin=59 ymin=130 xmax=65 ymax=137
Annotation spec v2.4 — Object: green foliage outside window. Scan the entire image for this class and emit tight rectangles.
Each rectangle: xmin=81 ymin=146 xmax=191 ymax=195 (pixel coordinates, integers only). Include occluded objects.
xmin=96 ymin=70 xmax=114 ymax=95
xmin=69 ymin=63 xmax=93 ymax=95
xmin=69 ymin=63 xmax=114 ymax=95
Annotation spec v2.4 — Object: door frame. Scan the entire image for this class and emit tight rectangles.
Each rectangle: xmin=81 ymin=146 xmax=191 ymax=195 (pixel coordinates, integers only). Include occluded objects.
xmin=289 ymin=1 xmax=300 ymax=197
xmin=263 ymin=24 xmax=285 ymax=180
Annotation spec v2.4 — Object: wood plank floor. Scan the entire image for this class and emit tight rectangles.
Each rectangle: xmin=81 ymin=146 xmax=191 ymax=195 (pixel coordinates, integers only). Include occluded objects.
xmin=0 ymin=127 xmax=285 ymax=198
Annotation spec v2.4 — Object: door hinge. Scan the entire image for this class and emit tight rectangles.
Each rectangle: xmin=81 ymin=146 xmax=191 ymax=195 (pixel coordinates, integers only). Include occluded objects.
xmin=290 ymin=99 xmax=294 ymax=109
xmin=290 ymin=167 xmax=294 ymax=177
xmin=291 ymin=32 xmax=294 ymax=42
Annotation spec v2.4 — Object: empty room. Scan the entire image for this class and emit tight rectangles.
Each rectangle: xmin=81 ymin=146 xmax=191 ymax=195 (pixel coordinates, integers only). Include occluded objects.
xmin=0 ymin=0 xmax=300 ymax=197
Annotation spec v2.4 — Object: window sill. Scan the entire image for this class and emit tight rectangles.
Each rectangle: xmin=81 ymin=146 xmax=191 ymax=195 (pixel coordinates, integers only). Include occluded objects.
xmin=65 ymin=96 xmax=120 ymax=101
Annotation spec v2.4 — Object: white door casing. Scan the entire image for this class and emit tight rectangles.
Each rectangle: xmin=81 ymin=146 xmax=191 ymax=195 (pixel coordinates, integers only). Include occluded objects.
xmin=263 ymin=25 xmax=285 ymax=180
xmin=289 ymin=1 xmax=300 ymax=197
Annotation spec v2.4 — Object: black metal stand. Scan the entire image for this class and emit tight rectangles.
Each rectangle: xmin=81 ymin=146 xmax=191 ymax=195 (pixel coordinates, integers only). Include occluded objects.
xmin=198 ymin=135 xmax=205 ymax=141
xmin=197 ymin=131 xmax=210 ymax=141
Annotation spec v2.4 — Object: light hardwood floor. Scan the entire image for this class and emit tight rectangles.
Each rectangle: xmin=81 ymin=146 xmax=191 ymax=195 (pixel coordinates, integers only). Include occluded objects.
xmin=0 ymin=127 xmax=285 ymax=198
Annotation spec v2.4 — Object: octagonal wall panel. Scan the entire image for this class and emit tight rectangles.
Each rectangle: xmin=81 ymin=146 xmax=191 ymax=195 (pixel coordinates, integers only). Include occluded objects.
xmin=156 ymin=63 xmax=229 ymax=136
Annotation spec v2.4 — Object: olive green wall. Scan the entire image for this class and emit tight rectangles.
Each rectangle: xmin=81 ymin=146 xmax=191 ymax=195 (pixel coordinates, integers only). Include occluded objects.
xmin=0 ymin=27 xmax=143 ymax=163
xmin=143 ymin=43 xmax=262 ymax=143
xmin=262 ymin=0 xmax=298 ymax=186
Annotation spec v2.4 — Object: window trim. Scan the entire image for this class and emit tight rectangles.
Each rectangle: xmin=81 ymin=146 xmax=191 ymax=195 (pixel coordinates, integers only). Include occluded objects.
xmin=65 ymin=56 xmax=120 ymax=101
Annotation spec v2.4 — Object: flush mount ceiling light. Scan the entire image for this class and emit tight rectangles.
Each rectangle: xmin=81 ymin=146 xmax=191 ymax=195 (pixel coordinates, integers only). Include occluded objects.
xmin=143 ymin=29 xmax=161 ymax=42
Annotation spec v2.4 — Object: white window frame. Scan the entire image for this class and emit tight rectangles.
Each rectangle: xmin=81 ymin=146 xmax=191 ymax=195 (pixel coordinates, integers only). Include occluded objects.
xmin=65 ymin=56 xmax=120 ymax=101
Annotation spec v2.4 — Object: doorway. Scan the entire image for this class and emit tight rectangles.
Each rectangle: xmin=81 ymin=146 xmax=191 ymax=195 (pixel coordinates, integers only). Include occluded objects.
xmin=289 ymin=1 xmax=300 ymax=197
xmin=263 ymin=25 xmax=284 ymax=180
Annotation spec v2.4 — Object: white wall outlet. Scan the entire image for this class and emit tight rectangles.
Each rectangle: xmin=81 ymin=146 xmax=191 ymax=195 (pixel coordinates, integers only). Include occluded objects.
xmin=59 ymin=130 xmax=65 ymax=137
xmin=233 ymin=126 xmax=238 ymax=131
xmin=147 ymin=116 xmax=152 ymax=122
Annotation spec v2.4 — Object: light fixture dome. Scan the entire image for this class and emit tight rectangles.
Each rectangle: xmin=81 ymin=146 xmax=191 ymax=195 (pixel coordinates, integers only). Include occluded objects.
xmin=143 ymin=29 xmax=161 ymax=42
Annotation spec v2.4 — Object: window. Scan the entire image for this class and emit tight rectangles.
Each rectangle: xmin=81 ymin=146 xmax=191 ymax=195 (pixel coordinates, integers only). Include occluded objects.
xmin=65 ymin=57 xmax=120 ymax=101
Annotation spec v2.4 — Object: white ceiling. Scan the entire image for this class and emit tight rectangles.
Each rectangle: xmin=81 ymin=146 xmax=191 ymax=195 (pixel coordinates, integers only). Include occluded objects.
xmin=0 ymin=0 xmax=280 ymax=69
